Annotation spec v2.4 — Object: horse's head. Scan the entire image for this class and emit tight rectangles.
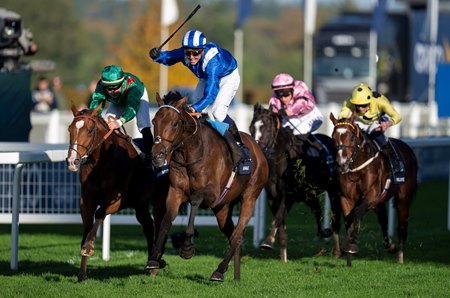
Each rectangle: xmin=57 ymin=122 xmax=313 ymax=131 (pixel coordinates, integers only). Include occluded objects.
xmin=66 ymin=103 xmax=108 ymax=172
xmin=151 ymin=91 xmax=194 ymax=167
xmin=329 ymin=113 xmax=361 ymax=173
xmin=249 ymin=104 xmax=281 ymax=152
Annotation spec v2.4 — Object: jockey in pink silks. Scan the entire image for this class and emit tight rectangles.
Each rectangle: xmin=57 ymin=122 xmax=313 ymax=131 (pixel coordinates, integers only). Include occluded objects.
xmin=268 ymin=73 xmax=334 ymax=172
xmin=269 ymin=73 xmax=323 ymax=135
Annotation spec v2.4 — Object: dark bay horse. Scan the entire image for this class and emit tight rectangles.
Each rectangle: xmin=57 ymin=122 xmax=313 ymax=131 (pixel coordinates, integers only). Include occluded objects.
xmin=249 ymin=104 xmax=342 ymax=261
xmin=146 ymin=92 xmax=269 ymax=282
xmin=66 ymin=104 xmax=168 ymax=281
xmin=329 ymin=113 xmax=418 ymax=266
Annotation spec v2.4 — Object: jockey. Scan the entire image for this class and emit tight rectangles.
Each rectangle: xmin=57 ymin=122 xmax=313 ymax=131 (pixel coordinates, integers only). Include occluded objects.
xmin=149 ymin=29 xmax=251 ymax=175
xmin=338 ymin=83 xmax=405 ymax=183
xmin=89 ymin=65 xmax=168 ymax=176
xmin=268 ymin=73 xmax=334 ymax=172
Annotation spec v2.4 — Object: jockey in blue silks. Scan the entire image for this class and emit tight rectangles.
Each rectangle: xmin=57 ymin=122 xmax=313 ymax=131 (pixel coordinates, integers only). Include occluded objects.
xmin=149 ymin=30 xmax=251 ymax=175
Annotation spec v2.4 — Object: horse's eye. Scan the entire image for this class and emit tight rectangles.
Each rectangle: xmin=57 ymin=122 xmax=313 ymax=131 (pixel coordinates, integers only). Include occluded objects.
xmin=173 ymin=120 xmax=180 ymax=128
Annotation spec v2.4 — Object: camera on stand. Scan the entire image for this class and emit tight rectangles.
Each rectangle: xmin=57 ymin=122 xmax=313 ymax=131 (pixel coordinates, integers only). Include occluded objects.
xmin=0 ymin=8 xmax=52 ymax=72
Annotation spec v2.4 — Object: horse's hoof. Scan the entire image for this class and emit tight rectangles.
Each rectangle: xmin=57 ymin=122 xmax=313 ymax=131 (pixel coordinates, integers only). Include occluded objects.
xmin=259 ymin=242 xmax=273 ymax=250
xmin=77 ymin=271 xmax=87 ymax=282
xmin=345 ymin=243 xmax=358 ymax=254
xmin=346 ymin=254 xmax=353 ymax=267
xmin=179 ymin=245 xmax=195 ymax=259
xmin=145 ymin=260 xmax=161 ymax=270
xmin=385 ymin=242 xmax=397 ymax=254
xmin=209 ymin=271 xmax=224 ymax=282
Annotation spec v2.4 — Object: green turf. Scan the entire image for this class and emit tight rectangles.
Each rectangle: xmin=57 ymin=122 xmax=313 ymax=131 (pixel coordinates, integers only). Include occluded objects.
xmin=1 ymin=180 xmax=449 ymax=297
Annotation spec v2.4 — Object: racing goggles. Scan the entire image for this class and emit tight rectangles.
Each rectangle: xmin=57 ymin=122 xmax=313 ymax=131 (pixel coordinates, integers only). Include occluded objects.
xmin=275 ymin=89 xmax=293 ymax=99
xmin=184 ymin=49 xmax=203 ymax=57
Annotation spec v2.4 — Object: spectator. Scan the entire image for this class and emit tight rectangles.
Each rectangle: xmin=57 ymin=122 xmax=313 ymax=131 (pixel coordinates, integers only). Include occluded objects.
xmin=32 ymin=76 xmax=57 ymax=112
xmin=51 ymin=76 xmax=68 ymax=110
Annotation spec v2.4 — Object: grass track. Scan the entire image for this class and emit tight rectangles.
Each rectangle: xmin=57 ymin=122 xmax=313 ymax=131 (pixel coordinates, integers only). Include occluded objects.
xmin=1 ymin=180 xmax=449 ymax=297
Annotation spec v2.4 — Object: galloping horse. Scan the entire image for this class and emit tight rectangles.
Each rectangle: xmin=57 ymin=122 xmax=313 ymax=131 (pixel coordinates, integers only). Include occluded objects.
xmin=249 ymin=104 xmax=342 ymax=261
xmin=329 ymin=113 xmax=418 ymax=266
xmin=66 ymin=104 xmax=168 ymax=281
xmin=146 ymin=92 xmax=269 ymax=282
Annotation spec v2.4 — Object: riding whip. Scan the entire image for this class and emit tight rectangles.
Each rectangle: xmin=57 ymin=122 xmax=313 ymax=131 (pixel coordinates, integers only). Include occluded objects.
xmin=158 ymin=4 xmax=201 ymax=50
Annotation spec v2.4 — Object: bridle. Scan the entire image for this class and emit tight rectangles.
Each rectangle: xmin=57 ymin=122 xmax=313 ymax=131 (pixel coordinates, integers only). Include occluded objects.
xmin=68 ymin=114 xmax=114 ymax=166
xmin=153 ymin=105 xmax=202 ymax=166
xmin=334 ymin=121 xmax=379 ymax=173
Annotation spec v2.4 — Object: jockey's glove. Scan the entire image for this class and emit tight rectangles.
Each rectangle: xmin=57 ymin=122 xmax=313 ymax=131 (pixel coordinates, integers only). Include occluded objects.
xmin=108 ymin=119 xmax=123 ymax=130
xmin=149 ymin=47 xmax=161 ymax=59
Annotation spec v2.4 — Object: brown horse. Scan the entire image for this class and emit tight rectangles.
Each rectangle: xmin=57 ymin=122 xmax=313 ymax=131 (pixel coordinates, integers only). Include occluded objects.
xmin=329 ymin=113 xmax=418 ymax=266
xmin=66 ymin=104 xmax=168 ymax=281
xmin=250 ymin=104 xmax=342 ymax=261
xmin=146 ymin=91 xmax=269 ymax=282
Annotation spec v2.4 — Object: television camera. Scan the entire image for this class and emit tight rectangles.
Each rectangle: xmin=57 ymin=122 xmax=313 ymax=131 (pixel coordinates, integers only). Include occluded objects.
xmin=0 ymin=8 xmax=39 ymax=71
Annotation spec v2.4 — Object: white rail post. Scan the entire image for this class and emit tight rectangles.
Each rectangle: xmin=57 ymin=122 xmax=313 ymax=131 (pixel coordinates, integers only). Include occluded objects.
xmin=11 ymin=163 xmax=24 ymax=270
xmin=102 ymin=214 xmax=111 ymax=261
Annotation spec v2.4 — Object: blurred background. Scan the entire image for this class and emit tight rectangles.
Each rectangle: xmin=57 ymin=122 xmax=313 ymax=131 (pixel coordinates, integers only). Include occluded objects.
xmin=1 ymin=0 xmax=450 ymax=141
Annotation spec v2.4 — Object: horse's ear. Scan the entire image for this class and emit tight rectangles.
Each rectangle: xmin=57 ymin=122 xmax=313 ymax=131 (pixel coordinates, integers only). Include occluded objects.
xmin=156 ymin=92 xmax=164 ymax=106
xmin=92 ymin=104 xmax=101 ymax=116
xmin=70 ymin=101 xmax=78 ymax=116
xmin=254 ymin=103 xmax=261 ymax=112
xmin=329 ymin=112 xmax=337 ymax=125
xmin=178 ymin=96 xmax=188 ymax=108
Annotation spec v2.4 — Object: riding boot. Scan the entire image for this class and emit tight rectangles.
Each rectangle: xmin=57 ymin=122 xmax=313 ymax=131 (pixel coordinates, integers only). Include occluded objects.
xmin=224 ymin=123 xmax=252 ymax=175
xmin=141 ymin=127 xmax=168 ymax=177
xmin=382 ymin=140 xmax=405 ymax=184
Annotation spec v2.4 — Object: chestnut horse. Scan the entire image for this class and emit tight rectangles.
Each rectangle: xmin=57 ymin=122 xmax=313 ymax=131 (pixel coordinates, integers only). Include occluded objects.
xmin=146 ymin=92 xmax=269 ymax=282
xmin=66 ymin=104 xmax=168 ymax=281
xmin=249 ymin=104 xmax=342 ymax=261
xmin=329 ymin=113 xmax=418 ymax=266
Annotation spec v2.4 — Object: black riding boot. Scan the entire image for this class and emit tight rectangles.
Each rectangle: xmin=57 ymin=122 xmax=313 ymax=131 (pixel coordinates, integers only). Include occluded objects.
xmin=224 ymin=122 xmax=252 ymax=175
xmin=141 ymin=127 xmax=168 ymax=177
xmin=382 ymin=140 xmax=405 ymax=184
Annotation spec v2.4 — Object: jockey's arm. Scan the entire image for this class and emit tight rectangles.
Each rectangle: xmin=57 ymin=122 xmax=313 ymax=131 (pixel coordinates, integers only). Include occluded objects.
xmin=192 ymin=64 xmax=221 ymax=112
xmin=338 ymin=98 xmax=353 ymax=119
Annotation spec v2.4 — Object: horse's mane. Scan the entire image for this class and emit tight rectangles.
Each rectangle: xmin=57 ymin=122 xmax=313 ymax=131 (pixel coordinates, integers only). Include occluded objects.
xmin=162 ymin=90 xmax=184 ymax=105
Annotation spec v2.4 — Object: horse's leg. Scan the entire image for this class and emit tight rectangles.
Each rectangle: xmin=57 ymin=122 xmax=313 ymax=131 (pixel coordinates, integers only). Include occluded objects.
xmin=146 ymin=189 xmax=183 ymax=270
xmin=209 ymin=204 xmax=234 ymax=282
xmin=81 ymin=207 xmax=106 ymax=257
xmin=305 ymin=195 xmax=332 ymax=238
xmin=210 ymin=195 xmax=257 ymax=282
xmin=329 ymin=190 xmax=342 ymax=258
xmin=260 ymin=196 xmax=287 ymax=249
xmin=134 ymin=205 xmax=156 ymax=275
xmin=278 ymin=198 xmax=295 ymax=262
xmin=396 ymin=195 xmax=411 ymax=264
xmin=374 ymin=201 xmax=396 ymax=253
xmin=179 ymin=199 xmax=201 ymax=260
xmin=344 ymin=200 xmax=370 ymax=267
xmin=260 ymin=194 xmax=280 ymax=250
xmin=78 ymin=197 xmax=96 ymax=282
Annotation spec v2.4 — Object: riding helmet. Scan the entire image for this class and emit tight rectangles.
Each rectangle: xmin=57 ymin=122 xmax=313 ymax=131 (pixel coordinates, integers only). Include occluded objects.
xmin=182 ymin=30 xmax=207 ymax=49
xmin=101 ymin=65 xmax=125 ymax=86
xmin=271 ymin=73 xmax=295 ymax=91
xmin=350 ymin=83 xmax=373 ymax=105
